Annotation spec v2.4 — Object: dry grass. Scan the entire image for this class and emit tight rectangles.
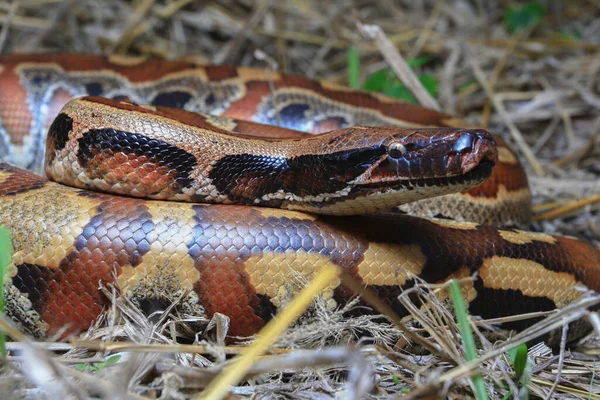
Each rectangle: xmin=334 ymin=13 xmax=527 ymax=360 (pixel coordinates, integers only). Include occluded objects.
xmin=0 ymin=0 xmax=599 ymax=398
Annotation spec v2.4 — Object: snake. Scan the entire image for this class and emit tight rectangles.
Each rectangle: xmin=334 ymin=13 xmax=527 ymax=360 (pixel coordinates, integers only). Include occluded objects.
xmin=0 ymin=53 xmax=598 ymax=344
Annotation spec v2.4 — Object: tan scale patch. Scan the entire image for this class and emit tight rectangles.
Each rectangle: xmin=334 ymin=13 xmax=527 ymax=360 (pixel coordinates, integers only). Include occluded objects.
xmin=434 ymin=267 xmax=478 ymax=304
xmin=426 ymin=217 xmax=479 ymax=230
xmin=498 ymin=229 xmax=556 ymax=245
xmin=399 ymin=187 xmax=532 ymax=227
xmin=245 ymin=251 xmax=340 ymax=308
xmin=236 ymin=67 xmax=282 ymax=82
xmin=147 ymin=68 xmax=210 ymax=83
xmin=440 ymin=117 xmax=472 ymax=129
xmin=460 ymin=186 xmax=531 ymax=206
xmin=0 ymin=169 xmax=12 ymax=184
xmin=107 ymin=54 xmax=150 ymax=66
xmin=204 ymin=114 xmax=240 ymax=132
xmin=498 ymin=146 xmax=518 ymax=165
xmin=480 ymin=256 xmax=580 ymax=308
xmin=117 ymin=201 xmax=200 ymax=295
xmin=0 ymin=187 xmax=98 ymax=270
xmin=358 ymin=243 xmax=426 ymax=286
xmin=66 ymin=98 xmax=257 ymax=150
xmin=254 ymin=206 xmax=316 ymax=221
xmin=138 ymin=104 xmax=158 ymax=112
xmin=319 ymin=80 xmax=369 ymax=94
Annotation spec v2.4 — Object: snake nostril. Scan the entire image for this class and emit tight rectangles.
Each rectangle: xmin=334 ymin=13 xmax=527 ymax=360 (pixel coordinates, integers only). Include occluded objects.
xmin=474 ymin=129 xmax=494 ymax=142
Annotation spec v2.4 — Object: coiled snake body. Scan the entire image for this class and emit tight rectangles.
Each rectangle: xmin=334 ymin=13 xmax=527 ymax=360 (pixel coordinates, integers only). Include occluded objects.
xmin=0 ymin=54 xmax=598 ymax=342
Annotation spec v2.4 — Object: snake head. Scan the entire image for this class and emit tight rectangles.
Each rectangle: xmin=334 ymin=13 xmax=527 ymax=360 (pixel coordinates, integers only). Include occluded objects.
xmin=284 ymin=126 xmax=499 ymax=215
xmin=351 ymin=127 xmax=498 ymax=184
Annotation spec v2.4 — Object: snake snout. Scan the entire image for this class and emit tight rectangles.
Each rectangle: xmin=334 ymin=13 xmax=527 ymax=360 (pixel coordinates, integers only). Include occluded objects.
xmin=456 ymin=129 xmax=498 ymax=175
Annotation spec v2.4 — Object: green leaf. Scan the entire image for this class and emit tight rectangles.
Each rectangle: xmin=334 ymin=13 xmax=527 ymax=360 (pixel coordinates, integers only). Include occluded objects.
xmin=362 ymin=69 xmax=391 ymax=92
xmin=419 ymin=74 xmax=438 ymax=98
xmin=383 ymin=81 xmax=417 ymax=103
xmin=503 ymin=343 xmax=530 ymax=399
xmin=504 ymin=1 xmax=546 ymax=34
xmin=0 ymin=226 xmax=12 ymax=357
xmin=450 ymin=279 xmax=489 ymax=400
xmin=74 ymin=355 xmax=121 ymax=373
xmin=363 ymin=69 xmax=438 ymax=104
xmin=75 ymin=363 xmax=98 ymax=372
xmin=508 ymin=344 xmax=528 ymax=380
xmin=407 ymin=56 xmax=435 ymax=68
xmin=101 ymin=354 xmax=121 ymax=368
xmin=347 ymin=47 xmax=360 ymax=89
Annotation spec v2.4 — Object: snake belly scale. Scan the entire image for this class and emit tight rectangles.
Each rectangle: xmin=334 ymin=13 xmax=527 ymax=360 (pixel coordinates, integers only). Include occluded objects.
xmin=0 ymin=54 xmax=598 ymax=343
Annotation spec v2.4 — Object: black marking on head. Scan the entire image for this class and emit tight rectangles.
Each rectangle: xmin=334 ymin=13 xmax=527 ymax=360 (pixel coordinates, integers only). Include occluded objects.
xmin=76 ymin=128 xmax=198 ymax=189
xmin=208 ymin=146 xmax=384 ymax=201
xmin=47 ymin=113 xmax=74 ymax=152
xmin=207 ymin=153 xmax=289 ymax=203
xmin=151 ymin=91 xmax=193 ymax=109
xmin=287 ymin=146 xmax=384 ymax=194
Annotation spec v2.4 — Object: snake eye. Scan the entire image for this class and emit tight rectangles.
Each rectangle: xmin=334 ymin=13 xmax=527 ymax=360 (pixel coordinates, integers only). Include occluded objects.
xmin=387 ymin=142 xmax=407 ymax=159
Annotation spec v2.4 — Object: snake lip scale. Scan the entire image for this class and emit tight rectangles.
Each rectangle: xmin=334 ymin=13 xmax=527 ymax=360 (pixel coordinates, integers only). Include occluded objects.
xmin=0 ymin=54 xmax=597 ymax=345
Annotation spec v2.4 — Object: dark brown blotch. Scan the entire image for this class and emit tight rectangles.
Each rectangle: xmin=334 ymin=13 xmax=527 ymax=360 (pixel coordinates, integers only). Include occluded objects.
xmin=12 ymin=263 xmax=54 ymax=312
xmin=0 ymin=166 xmax=47 ymax=196
xmin=76 ymin=128 xmax=198 ymax=190
xmin=469 ymin=276 xmax=557 ymax=332
xmin=47 ymin=113 xmax=73 ymax=152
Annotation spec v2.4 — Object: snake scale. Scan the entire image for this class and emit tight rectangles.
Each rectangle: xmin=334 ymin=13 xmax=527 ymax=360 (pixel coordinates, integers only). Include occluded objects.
xmin=0 ymin=54 xmax=598 ymax=343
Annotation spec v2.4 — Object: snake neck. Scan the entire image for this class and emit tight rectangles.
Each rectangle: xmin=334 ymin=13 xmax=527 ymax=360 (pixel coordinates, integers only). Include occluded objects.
xmin=45 ymin=97 xmax=497 ymax=215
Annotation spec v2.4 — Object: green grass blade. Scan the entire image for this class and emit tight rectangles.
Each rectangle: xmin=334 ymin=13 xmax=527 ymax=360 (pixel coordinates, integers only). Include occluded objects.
xmin=347 ymin=47 xmax=360 ymax=89
xmin=0 ymin=226 xmax=13 ymax=357
xmin=508 ymin=344 xmax=528 ymax=380
xmin=449 ymin=279 xmax=489 ymax=400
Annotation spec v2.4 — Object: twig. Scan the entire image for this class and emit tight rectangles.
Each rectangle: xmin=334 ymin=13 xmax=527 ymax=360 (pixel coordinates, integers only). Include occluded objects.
xmin=157 ymin=347 xmax=370 ymax=389
xmin=471 ymin=61 xmax=545 ymax=175
xmin=0 ymin=0 xmax=17 ymax=53
xmin=198 ymin=264 xmax=341 ymax=399
xmin=533 ymin=193 xmax=600 ymax=221
xmin=112 ymin=0 xmax=156 ymax=54
xmin=212 ymin=0 xmax=272 ymax=64
xmin=406 ymin=2 xmax=441 ymax=60
xmin=545 ymin=324 xmax=568 ymax=399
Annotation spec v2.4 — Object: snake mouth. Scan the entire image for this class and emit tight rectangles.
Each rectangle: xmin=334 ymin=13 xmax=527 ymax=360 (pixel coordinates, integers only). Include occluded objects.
xmin=357 ymin=159 xmax=494 ymax=191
